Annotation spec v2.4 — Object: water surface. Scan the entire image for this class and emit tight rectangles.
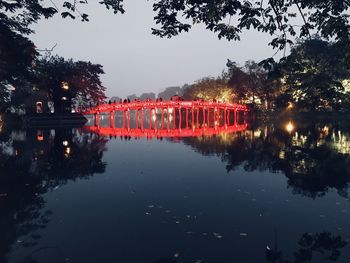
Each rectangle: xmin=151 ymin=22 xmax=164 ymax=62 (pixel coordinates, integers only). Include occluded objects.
xmin=1 ymin=119 xmax=350 ymax=263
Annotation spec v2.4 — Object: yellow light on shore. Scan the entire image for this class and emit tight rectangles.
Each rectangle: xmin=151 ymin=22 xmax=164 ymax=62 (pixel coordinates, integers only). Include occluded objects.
xmin=62 ymin=82 xmax=69 ymax=90
xmin=287 ymin=102 xmax=294 ymax=110
xmin=285 ymin=121 xmax=295 ymax=133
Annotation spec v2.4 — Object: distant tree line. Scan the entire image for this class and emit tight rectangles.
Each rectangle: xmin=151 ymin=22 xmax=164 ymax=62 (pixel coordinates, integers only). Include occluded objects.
xmin=178 ymin=37 xmax=350 ymax=113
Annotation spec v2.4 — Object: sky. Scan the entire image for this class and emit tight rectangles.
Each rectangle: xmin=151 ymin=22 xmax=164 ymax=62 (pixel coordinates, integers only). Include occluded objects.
xmin=30 ymin=1 xmax=278 ymax=98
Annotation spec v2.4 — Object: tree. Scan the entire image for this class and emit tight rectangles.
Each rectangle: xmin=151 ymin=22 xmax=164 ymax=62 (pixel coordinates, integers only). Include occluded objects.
xmin=158 ymin=86 xmax=184 ymax=100
xmin=0 ymin=25 xmax=37 ymax=112
xmin=183 ymin=76 xmax=235 ymax=102
xmin=35 ymin=56 xmax=106 ymax=113
xmin=149 ymin=0 xmax=350 ymax=51
xmin=0 ymin=0 xmax=124 ymax=112
xmin=279 ymin=38 xmax=350 ymax=111
xmin=140 ymin=92 xmax=156 ymax=101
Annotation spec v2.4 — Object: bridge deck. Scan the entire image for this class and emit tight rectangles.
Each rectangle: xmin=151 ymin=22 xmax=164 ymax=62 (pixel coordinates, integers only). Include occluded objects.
xmin=82 ymin=100 xmax=248 ymax=114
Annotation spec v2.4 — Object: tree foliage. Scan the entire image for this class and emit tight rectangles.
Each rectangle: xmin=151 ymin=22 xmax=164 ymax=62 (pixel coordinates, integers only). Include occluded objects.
xmin=183 ymin=76 xmax=235 ymax=102
xmin=149 ymin=0 xmax=350 ymax=50
xmin=35 ymin=56 xmax=106 ymax=111
xmin=279 ymin=38 xmax=350 ymax=111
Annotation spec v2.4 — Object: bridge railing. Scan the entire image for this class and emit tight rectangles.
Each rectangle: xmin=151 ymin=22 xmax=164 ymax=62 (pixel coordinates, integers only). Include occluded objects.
xmin=81 ymin=100 xmax=249 ymax=114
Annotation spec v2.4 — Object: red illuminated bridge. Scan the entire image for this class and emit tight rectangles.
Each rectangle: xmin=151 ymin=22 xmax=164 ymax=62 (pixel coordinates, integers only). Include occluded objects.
xmin=82 ymin=100 xmax=249 ymax=138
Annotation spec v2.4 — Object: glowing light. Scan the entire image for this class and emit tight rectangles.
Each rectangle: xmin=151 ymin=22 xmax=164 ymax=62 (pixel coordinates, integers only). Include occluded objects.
xmin=65 ymin=147 xmax=71 ymax=154
xmin=287 ymin=102 xmax=294 ymax=109
xmin=285 ymin=121 xmax=295 ymax=133
xmin=63 ymin=140 xmax=69 ymax=146
xmin=37 ymin=130 xmax=44 ymax=141
xmin=322 ymin=125 xmax=329 ymax=135
xmin=61 ymin=96 xmax=67 ymax=101
xmin=62 ymin=82 xmax=69 ymax=90
xmin=64 ymin=147 xmax=71 ymax=158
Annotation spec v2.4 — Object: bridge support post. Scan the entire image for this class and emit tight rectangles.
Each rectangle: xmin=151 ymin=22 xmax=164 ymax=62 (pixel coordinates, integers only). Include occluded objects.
xmin=203 ymin=107 xmax=205 ymax=127
xmin=191 ymin=107 xmax=194 ymax=128
xmin=136 ymin=109 xmax=139 ymax=129
xmin=149 ymin=108 xmax=152 ymax=129
xmin=122 ymin=110 xmax=126 ymax=128
xmin=227 ymin=110 xmax=230 ymax=126
xmin=154 ymin=108 xmax=158 ymax=130
xmin=127 ymin=108 xmax=131 ymax=130
xmin=141 ymin=108 xmax=144 ymax=131
xmin=173 ymin=108 xmax=176 ymax=128
xmin=186 ymin=108 xmax=189 ymax=129
xmin=161 ymin=108 xmax=164 ymax=129
xmin=110 ymin=111 xmax=115 ymax=128
xmin=167 ymin=107 xmax=170 ymax=130
xmin=234 ymin=109 xmax=238 ymax=126
xmin=94 ymin=113 xmax=99 ymax=127
xmin=207 ymin=107 xmax=210 ymax=128
xmin=224 ymin=108 xmax=227 ymax=127
xmin=179 ymin=107 xmax=182 ymax=129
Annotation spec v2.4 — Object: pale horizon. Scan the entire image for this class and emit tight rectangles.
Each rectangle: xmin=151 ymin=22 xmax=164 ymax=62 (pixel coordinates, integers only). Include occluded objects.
xmin=30 ymin=1 xmax=280 ymax=98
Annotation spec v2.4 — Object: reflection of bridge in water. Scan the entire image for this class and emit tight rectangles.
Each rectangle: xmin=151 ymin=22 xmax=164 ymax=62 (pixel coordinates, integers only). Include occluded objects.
xmin=83 ymin=101 xmax=248 ymax=138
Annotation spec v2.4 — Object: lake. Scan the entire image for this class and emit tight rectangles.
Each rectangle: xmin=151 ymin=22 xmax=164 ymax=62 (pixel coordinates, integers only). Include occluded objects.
xmin=1 ymin=116 xmax=350 ymax=263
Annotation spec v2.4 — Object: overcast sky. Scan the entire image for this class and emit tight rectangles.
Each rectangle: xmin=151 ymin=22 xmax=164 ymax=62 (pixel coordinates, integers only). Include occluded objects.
xmin=30 ymin=1 xmax=278 ymax=98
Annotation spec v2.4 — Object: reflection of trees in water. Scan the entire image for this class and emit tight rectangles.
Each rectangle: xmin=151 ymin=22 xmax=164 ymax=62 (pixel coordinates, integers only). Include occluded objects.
xmin=182 ymin=122 xmax=350 ymax=199
xmin=266 ymin=232 xmax=347 ymax=263
xmin=0 ymin=128 xmax=107 ymax=263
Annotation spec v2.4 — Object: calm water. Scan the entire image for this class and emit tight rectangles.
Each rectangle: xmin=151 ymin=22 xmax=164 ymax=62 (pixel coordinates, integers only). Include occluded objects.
xmin=1 ymin=118 xmax=350 ymax=263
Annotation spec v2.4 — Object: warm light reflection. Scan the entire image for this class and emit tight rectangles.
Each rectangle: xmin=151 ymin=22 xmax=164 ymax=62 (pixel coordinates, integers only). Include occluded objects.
xmin=63 ymin=140 xmax=69 ymax=146
xmin=37 ymin=130 xmax=44 ymax=141
xmin=62 ymin=81 xmax=69 ymax=90
xmin=83 ymin=123 xmax=248 ymax=138
xmin=287 ymin=102 xmax=294 ymax=109
xmin=285 ymin=121 xmax=295 ymax=133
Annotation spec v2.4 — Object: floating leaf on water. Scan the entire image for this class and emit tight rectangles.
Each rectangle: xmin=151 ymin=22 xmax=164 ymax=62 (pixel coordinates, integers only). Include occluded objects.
xmin=240 ymin=233 xmax=248 ymax=237
xmin=145 ymin=212 xmax=151 ymax=215
xmin=319 ymin=214 xmax=326 ymax=218
xmin=148 ymin=205 xmax=154 ymax=208
xmin=175 ymin=221 xmax=180 ymax=224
